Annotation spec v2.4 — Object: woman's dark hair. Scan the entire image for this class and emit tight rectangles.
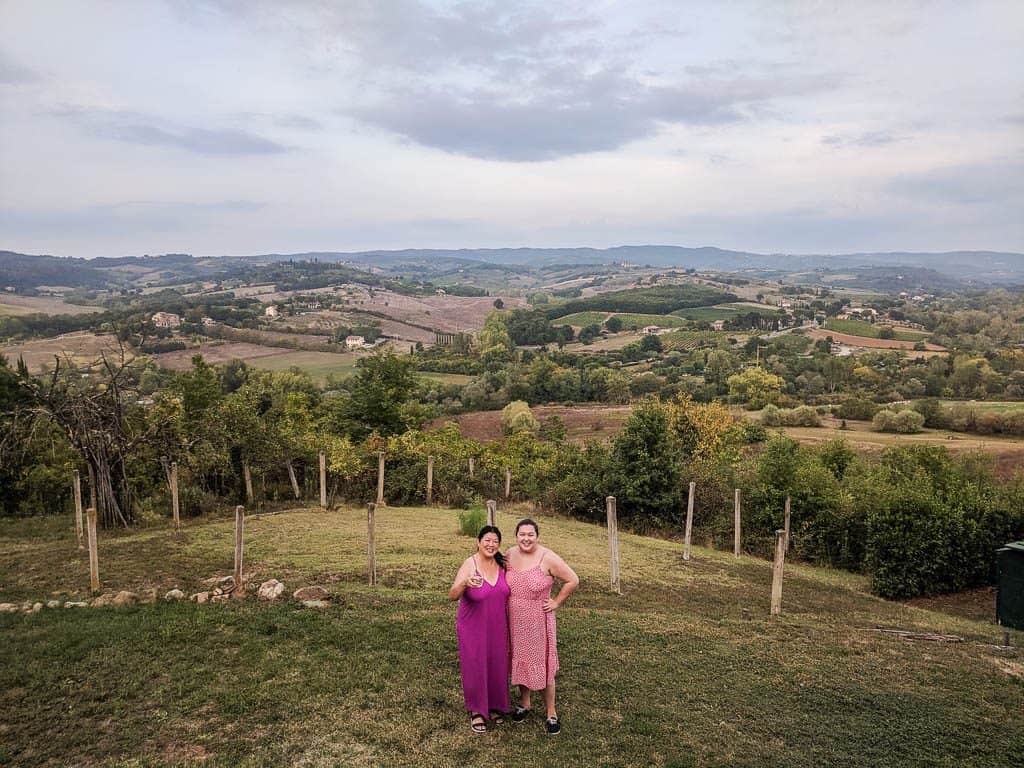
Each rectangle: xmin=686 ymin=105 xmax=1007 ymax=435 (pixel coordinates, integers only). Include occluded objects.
xmin=515 ymin=518 xmax=539 ymax=536
xmin=478 ymin=525 xmax=505 ymax=569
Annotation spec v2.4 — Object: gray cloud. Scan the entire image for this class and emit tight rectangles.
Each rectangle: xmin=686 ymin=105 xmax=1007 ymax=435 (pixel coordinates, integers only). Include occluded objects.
xmin=887 ymin=161 xmax=1024 ymax=205
xmin=822 ymin=130 xmax=906 ymax=148
xmin=0 ymin=50 xmax=38 ymax=85
xmin=57 ymin=107 xmax=286 ymax=156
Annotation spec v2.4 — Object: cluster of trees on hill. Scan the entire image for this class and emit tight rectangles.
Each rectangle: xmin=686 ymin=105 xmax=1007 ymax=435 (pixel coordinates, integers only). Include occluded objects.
xmin=547 ymin=284 xmax=737 ymax=318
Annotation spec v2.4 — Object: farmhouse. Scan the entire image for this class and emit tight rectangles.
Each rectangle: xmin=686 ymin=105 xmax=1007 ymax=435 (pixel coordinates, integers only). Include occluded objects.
xmin=710 ymin=320 xmax=726 ymax=331
xmin=345 ymin=335 xmax=366 ymax=349
xmin=264 ymin=305 xmax=280 ymax=318
xmin=642 ymin=325 xmax=661 ymax=335
xmin=201 ymin=316 xmax=216 ymax=327
xmin=151 ymin=311 xmax=181 ymax=329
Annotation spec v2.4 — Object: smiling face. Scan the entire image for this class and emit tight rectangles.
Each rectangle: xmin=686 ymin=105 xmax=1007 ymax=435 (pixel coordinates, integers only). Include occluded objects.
xmin=477 ymin=532 xmax=501 ymax=559
xmin=516 ymin=524 xmax=538 ymax=553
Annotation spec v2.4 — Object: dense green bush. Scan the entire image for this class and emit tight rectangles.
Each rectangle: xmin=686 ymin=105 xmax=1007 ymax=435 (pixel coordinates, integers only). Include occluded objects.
xmin=761 ymin=404 xmax=822 ymax=427
xmin=836 ymin=398 xmax=880 ymax=421
xmin=873 ymin=409 xmax=925 ymax=433
xmin=457 ymin=507 xmax=487 ymax=537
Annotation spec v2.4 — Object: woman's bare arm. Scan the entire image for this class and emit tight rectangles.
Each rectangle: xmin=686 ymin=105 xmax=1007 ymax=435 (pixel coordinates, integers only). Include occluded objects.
xmin=543 ymin=550 xmax=579 ymax=612
xmin=448 ymin=558 xmax=476 ymax=601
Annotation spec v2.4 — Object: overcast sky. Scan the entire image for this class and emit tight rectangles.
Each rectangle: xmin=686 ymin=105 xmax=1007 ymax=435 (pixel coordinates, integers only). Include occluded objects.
xmin=1 ymin=0 xmax=1022 ymax=258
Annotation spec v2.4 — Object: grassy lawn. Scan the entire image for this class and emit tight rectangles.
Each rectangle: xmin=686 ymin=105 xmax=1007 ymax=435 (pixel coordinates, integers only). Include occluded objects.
xmin=246 ymin=351 xmax=359 ymax=383
xmin=1 ymin=507 xmax=1021 ymax=767
xmin=556 ymin=311 xmax=610 ymax=327
xmin=824 ymin=319 xmax=928 ymax=341
xmin=937 ymin=400 xmax=1024 ymax=413
xmin=419 ymin=371 xmax=475 ymax=386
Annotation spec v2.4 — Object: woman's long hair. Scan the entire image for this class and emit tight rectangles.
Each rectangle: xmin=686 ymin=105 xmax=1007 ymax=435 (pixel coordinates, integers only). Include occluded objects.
xmin=478 ymin=525 xmax=505 ymax=570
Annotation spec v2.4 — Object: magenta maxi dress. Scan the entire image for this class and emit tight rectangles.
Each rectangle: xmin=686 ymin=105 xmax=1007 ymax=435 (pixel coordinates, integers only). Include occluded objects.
xmin=456 ymin=558 xmax=511 ymax=716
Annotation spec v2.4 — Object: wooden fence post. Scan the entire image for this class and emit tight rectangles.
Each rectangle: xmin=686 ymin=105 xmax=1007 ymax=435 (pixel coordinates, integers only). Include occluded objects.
xmin=376 ymin=452 xmax=386 ymax=506
xmin=243 ymin=462 xmax=254 ymax=504
xmin=287 ymin=461 xmax=301 ymax=500
xmin=319 ymin=451 xmax=327 ymax=508
xmin=486 ymin=499 xmax=496 ymax=527
xmin=504 ymin=467 xmax=511 ymax=500
xmin=73 ymin=470 xmax=85 ymax=549
xmin=87 ymin=463 xmax=97 ymax=513
xmin=86 ymin=506 xmax=99 ymax=592
xmin=426 ymin=455 xmax=434 ymax=505
xmin=234 ymin=505 xmax=245 ymax=593
xmin=784 ymin=495 xmax=791 ymax=552
xmin=468 ymin=457 xmax=475 ymax=479
xmin=170 ymin=461 xmax=180 ymax=531
xmin=683 ymin=481 xmax=695 ymax=561
xmin=734 ymin=488 xmax=742 ymax=558
xmin=367 ymin=502 xmax=377 ymax=586
xmin=770 ymin=529 xmax=786 ymax=616
xmin=606 ymin=496 xmax=621 ymax=594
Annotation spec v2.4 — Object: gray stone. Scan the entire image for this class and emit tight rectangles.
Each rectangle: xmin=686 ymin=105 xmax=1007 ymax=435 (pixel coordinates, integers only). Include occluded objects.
xmin=0 ymin=603 xmax=18 ymax=613
xmin=258 ymin=579 xmax=285 ymax=601
xmin=91 ymin=592 xmax=117 ymax=607
xmin=301 ymin=599 xmax=329 ymax=609
xmin=46 ymin=600 xmax=62 ymax=609
xmin=64 ymin=601 xmax=89 ymax=608
xmin=111 ymin=591 xmax=138 ymax=607
xmin=31 ymin=602 xmax=43 ymax=613
xmin=192 ymin=591 xmax=210 ymax=604
xmin=293 ymin=586 xmax=329 ymax=602
xmin=139 ymin=588 xmax=158 ymax=604
xmin=164 ymin=589 xmax=186 ymax=601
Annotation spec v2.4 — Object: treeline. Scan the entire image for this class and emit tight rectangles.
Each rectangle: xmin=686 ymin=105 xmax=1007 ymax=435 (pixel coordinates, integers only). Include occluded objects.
xmin=548 ymin=284 xmax=737 ymax=318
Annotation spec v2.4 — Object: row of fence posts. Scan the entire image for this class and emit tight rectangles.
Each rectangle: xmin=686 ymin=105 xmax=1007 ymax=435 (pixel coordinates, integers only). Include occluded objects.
xmin=604 ymin=487 xmax=793 ymax=614
xmin=72 ymin=461 xmax=793 ymax=614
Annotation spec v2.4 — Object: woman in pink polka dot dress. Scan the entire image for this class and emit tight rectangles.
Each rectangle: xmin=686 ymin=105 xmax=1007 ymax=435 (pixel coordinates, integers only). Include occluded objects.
xmin=506 ymin=518 xmax=579 ymax=736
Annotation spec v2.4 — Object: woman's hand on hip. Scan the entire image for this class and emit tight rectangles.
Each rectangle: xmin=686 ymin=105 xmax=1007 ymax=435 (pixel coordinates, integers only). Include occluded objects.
xmin=542 ymin=598 xmax=559 ymax=613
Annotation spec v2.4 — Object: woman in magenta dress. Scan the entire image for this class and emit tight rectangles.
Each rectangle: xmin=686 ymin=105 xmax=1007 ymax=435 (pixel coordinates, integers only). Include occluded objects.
xmin=506 ymin=518 xmax=579 ymax=736
xmin=448 ymin=525 xmax=510 ymax=734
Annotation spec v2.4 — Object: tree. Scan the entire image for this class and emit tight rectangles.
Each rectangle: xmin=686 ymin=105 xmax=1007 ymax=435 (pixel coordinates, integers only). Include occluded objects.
xmin=477 ymin=312 xmax=515 ymax=362
xmin=501 ymin=400 xmax=540 ymax=435
xmin=493 ymin=298 xmax=504 ymax=310
xmin=604 ymin=315 xmax=623 ymax=333
xmin=579 ymin=324 xmax=601 ymax=344
xmin=727 ymin=367 xmax=784 ymax=409
xmin=321 ymin=352 xmax=420 ymax=440
xmin=611 ymin=400 xmax=682 ymax=530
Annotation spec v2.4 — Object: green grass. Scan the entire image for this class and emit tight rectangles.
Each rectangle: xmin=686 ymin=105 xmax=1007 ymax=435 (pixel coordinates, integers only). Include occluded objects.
xmin=0 ymin=302 xmax=31 ymax=316
xmin=557 ymin=312 xmax=688 ymax=330
xmin=937 ymin=400 xmax=1024 ymax=413
xmin=556 ymin=311 xmax=610 ymax=327
xmin=659 ymin=330 xmax=729 ymax=351
xmin=419 ymin=371 xmax=475 ymax=385
xmin=1 ymin=508 xmax=1021 ymax=767
xmin=246 ymin=351 xmax=359 ymax=383
xmin=824 ymin=319 xmax=928 ymax=341
xmin=673 ymin=303 xmax=782 ymax=322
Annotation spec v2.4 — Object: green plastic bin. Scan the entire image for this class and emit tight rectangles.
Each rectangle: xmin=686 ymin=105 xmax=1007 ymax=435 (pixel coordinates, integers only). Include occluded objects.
xmin=996 ymin=541 xmax=1024 ymax=631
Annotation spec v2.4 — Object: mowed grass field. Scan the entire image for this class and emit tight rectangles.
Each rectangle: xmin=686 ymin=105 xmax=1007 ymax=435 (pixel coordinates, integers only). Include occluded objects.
xmin=1 ymin=507 xmax=1021 ymax=767
xmin=556 ymin=311 xmax=688 ymax=330
xmin=672 ymin=303 xmax=781 ymax=322
xmin=823 ymin=318 xmax=929 ymax=341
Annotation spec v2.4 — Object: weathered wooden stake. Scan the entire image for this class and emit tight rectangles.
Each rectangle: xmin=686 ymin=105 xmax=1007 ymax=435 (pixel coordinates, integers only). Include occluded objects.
xmin=683 ymin=481 xmax=695 ymax=561
xmin=783 ymin=495 xmax=791 ymax=552
xmin=73 ymin=470 xmax=85 ymax=549
xmin=367 ymin=502 xmax=377 ymax=586
xmin=486 ymin=499 xmax=497 ymax=527
xmin=770 ymin=528 xmax=786 ymax=616
xmin=287 ymin=460 xmax=301 ymax=500
xmin=319 ymin=451 xmax=327 ymax=508
xmin=243 ymin=462 xmax=254 ymax=503
xmin=426 ymin=455 xmax=434 ymax=505
xmin=87 ymin=462 xmax=97 ymax=513
xmin=170 ymin=461 xmax=180 ymax=531
xmin=376 ymin=452 xmax=386 ymax=505
xmin=606 ymin=496 xmax=621 ymax=594
xmin=468 ymin=457 xmax=475 ymax=479
xmin=233 ymin=505 xmax=245 ymax=592
xmin=734 ymin=488 xmax=742 ymax=558
xmin=504 ymin=467 xmax=511 ymax=500
xmin=86 ymin=506 xmax=99 ymax=592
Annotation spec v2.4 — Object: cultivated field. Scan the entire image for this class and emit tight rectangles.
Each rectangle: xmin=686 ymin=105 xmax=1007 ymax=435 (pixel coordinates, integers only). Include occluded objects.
xmin=557 ymin=312 xmax=688 ymax=330
xmin=673 ymin=303 xmax=781 ymax=322
xmin=823 ymin=318 xmax=929 ymax=341
xmin=0 ymin=295 xmax=102 ymax=316
xmin=807 ymin=328 xmax=946 ymax=352
xmin=1 ymin=332 xmax=130 ymax=374
xmin=441 ymin=404 xmax=633 ymax=442
xmin=152 ymin=342 xmax=308 ymax=370
xmin=0 ymin=507 xmax=1020 ymax=767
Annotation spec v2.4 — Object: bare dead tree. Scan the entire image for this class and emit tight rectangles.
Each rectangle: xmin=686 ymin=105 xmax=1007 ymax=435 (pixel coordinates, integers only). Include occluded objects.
xmin=14 ymin=341 xmax=160 ymax=528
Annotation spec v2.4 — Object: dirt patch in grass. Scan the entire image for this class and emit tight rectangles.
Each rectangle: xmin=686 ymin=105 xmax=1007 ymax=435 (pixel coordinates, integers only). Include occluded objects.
xmin=153 ymin=342 xmax=298 ymax=370
xmin=1 ymin=332 xmax=130 ymax=374
xmin=437 ymin=405 xmax=632 ymax=443
xmin=905 ymin=586 xmax=997 ymax=624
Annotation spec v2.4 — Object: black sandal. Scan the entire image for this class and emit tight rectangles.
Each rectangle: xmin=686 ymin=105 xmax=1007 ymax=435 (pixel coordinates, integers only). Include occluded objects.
xmin=490 ymin=710 xmax=506 ymax=725
xmin=469 ymin=713 xmax=487 ymax=734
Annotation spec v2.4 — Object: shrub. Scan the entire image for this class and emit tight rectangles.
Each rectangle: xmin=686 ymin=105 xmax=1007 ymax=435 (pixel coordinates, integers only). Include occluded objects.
xmin=873 ymin=409 xmax=925 ymax=433
xmin=457 ymin=506 xmax=487 ymax=537
xmin=501 ymin=400 xmax=539 ymax=435
xmin=837 ymin=398 xmax=879 ymax=421
xmin=760 ymin=404 xmax=821 ymax=427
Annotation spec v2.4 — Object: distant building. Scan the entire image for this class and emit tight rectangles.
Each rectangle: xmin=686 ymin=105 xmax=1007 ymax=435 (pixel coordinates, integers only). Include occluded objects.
xmin=264 ymin=305 xmax=280 ymax=318
xmin=710 ymin=320 xmax=726 ymax=331
xmin=642 ymin=325 xmax=661 ymax=335
xmin=345 ymin=335 xmax=366 ymax=349
xmin=151 ymin=311 xmax=181 ymax=329
xmin=201 ymin=316 xmax=216 ymax=327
